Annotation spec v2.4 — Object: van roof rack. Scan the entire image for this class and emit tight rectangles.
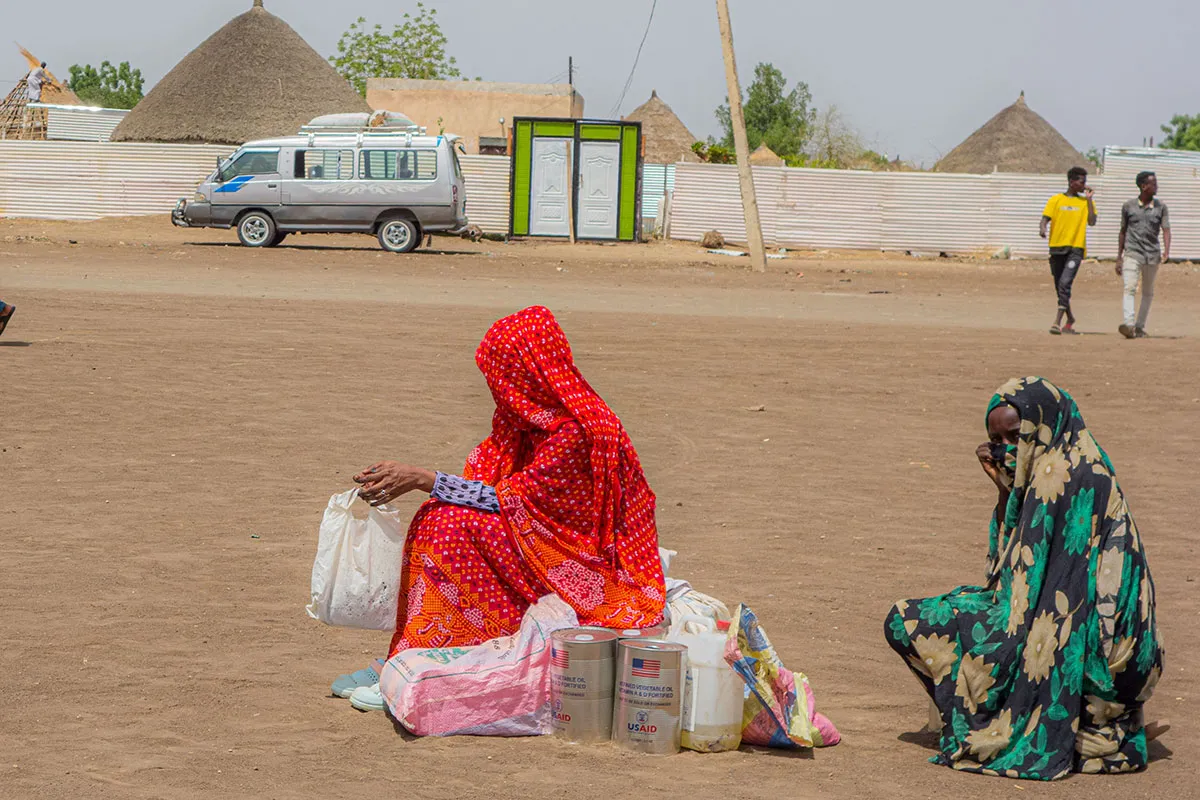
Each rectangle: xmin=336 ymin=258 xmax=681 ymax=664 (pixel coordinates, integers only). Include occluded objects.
xmin=299 ymin=110 xmax=426 ymax=136
xmin=299 ymin=124 xmax=427 ymax=135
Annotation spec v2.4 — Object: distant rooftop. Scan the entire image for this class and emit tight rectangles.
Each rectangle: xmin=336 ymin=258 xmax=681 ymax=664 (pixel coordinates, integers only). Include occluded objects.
xmin=368 ymin=79 xmax=578 ymax=96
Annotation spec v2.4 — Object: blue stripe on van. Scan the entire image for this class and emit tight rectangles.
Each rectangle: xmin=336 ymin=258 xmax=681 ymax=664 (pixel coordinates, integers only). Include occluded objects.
xmin=214 ymin=175 xmax=255 ymax=193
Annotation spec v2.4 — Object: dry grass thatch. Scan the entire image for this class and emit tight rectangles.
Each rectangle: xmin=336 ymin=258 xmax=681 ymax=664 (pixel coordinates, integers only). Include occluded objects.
xmin=935 ymin=93 xmax=1086 ymax=175
xmin=624 ymin=91 xmax=700 ymax=164
xmin=749 ymin=143 xmax=784 ymax=166
xmin=18 ymin=45 xmax=81 ymax=105
xmin=112 ymin=2 xmax=368 ymax=145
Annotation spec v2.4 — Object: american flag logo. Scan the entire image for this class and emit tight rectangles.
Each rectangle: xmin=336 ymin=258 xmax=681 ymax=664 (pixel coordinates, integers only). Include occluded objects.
xmin=631 ymin=658 xmax=660 ymax=678
xmin=551 ymin=647 xmax=569 ymax=669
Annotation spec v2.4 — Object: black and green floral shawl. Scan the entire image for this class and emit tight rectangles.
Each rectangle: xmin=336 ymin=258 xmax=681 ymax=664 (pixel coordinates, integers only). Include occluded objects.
xmin=885 ymin=377 xmax=1163 ymax=780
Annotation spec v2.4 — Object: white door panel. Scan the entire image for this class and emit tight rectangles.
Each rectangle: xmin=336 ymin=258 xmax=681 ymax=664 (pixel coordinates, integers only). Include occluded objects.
xmin=530 ymin=138 xmax=572 ymax=237
xmin=577 ymin=141 xmax=619 ymax=239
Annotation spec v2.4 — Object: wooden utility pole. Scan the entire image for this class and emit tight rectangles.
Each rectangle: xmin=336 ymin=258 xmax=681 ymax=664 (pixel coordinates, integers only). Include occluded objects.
xmin=715 ymin=0 xmax=767 ymax=272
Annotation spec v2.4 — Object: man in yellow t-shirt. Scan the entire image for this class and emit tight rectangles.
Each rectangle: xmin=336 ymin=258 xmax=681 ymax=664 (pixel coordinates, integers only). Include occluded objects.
xmin=1040 ymin=166 xmax=1097 ymax=334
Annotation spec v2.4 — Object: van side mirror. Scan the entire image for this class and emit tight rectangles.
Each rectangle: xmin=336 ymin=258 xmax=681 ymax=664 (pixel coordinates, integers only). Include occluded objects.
xmin=215 ymin=156 xmax=224 ymax=183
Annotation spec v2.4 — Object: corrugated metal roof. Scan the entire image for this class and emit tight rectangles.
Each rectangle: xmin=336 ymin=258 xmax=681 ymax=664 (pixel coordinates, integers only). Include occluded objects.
xmin=29 ymin=103 xmax=129 ymax=142
xmin=458 ymin=154 xmax=510 ymax=234
xmin=0 ymin=141 xmax=230 ymax=219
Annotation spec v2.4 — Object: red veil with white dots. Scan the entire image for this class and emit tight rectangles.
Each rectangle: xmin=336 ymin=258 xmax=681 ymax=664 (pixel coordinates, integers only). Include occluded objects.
xmin=389 ymin=307 xmax=664 ymax=654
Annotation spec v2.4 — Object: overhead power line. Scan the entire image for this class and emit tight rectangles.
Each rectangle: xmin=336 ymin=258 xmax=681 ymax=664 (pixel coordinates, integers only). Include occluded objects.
xmin=609 ymin=0 xmax=657 ymax=118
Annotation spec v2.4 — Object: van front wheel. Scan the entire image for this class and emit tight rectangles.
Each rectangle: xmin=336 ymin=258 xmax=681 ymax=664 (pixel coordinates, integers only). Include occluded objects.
xmin=237 ymin=212 xmax=276 ymax=248
xmin=377 ymin=218 xmax=419 ymax=254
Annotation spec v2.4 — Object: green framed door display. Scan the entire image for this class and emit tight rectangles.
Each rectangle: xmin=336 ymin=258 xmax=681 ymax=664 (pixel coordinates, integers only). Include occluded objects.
xmin=509 ymin=117 xmax=642 ymax=241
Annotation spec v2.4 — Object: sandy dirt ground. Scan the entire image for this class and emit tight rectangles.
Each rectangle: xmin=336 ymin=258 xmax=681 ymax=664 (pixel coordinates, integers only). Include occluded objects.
xmin=1 ymin=218 xmax=1198 ymax=800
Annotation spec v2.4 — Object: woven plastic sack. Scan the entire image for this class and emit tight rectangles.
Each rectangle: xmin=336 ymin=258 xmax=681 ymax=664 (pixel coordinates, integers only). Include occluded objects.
xmin=379 ymin=594 xmax=579 ymax=736
xmin=664 ymin=579 xmax=731 ymax=638
xmin=725 ymin=604 xmax=841 ymax=748
xmin=306 ymin=489 xmax=405 ymax=630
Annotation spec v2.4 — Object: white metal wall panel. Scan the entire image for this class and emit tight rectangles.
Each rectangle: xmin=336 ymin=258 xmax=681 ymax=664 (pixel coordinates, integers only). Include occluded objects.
xmin=0 ymin=141 xmax=230 ymax=220
xmin=36 ymin=105 xmax=128 ymax=142
xmin=880 ymin=172 xmax=989 ymax=253
xmin=777 ymin=168 xmax=882 ymax=250
xmin=670 ymin=162 xmax=785 ymax=246
xmin=458 ymin=154 xmax=510 ymax=234
xmin=641 ymin=163 xmax=676 ymax=219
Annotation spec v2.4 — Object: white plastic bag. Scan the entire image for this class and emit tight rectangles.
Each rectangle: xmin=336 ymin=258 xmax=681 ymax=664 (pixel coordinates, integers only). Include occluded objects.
xmin=306 ymin=489 xmax=405 ymax=630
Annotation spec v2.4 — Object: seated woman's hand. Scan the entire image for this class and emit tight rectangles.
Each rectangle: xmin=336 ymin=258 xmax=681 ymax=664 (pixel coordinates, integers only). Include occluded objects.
xmin=353 ymin=461 xmax=436 ymax=506
xmin=976 ymin=442 xmax=1007 ymax=492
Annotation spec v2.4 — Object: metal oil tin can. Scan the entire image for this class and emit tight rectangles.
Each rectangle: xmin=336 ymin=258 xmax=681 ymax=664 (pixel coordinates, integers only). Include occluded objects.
xmin=613 ymin=640 xmax=687 ymax=754
xmin=550 ymin=628 xmax=618 ymax=742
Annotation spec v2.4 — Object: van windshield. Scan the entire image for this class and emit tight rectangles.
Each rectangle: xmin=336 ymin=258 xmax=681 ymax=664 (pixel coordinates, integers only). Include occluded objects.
xmin=220 ymin=149 xmax=280 ymax=182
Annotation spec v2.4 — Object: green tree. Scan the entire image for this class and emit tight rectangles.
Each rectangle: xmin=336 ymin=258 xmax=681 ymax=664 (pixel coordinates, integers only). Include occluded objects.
xmin=691 ymin=140 xmax=734 ymax=164
xmin=67 ymin=61 xmax=144 ymax=109
xmin=715 ymin=63 xmax=815 ymax=158
xmin=331 ymin=3 xmax=468 ymax=96
xmin=1159 ymin=114 xmax=1200 ymax=150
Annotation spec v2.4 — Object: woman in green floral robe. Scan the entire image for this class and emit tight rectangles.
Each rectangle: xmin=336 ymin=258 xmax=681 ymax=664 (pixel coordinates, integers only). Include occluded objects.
xmin=885 ymin=377 xmax=1163 ymax=780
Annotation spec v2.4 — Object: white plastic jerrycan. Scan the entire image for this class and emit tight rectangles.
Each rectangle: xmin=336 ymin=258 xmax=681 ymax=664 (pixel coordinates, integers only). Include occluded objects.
xmin=673 ymin=614 xmax=744 ymax=752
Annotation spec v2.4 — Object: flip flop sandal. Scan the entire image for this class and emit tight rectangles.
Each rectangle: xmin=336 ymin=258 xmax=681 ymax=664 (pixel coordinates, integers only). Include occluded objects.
xmin=1048 ymin=325 xmax=1061 ymax=335
xmin=330 ymin=658 xmax=384 ymax=699
xmin=0 ymin=304 xmax=14 ymax=338
xmin=349 ymin=682 xmax=387 ymax=712
xmin=1061 ymin=326 xmax=1080 ymax=335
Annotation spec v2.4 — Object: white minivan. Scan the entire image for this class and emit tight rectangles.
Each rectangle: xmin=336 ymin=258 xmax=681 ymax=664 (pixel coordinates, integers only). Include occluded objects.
xmin=173 ymin=113 xmax=468 ymax=253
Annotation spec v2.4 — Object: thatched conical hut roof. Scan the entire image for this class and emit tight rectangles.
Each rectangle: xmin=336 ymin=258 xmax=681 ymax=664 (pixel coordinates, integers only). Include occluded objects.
xmin=112 ymin=0 xmax=368 ymax=144
xmin=935 ymin=93 xmax=1086 ymax=175
xmin=624 ymin=90 xmax=700 ymax=164
xmin=749 ymin=142 xmax=784 ymax=166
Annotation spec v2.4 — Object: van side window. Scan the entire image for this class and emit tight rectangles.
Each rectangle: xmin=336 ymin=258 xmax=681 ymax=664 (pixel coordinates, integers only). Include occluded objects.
xmin=221 ymin=150 xmax=279 ymax=181
xmin=294 ymin=149 xmax=355 ymax=180
xmin=359 ymin=150 xmax=437 ymax=181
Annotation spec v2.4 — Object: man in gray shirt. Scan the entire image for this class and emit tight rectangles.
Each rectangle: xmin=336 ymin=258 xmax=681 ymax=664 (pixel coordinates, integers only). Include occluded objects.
xmin=1116 ymin=171 xmax=1171 ymax=338
xmin=26 ymin=62 xmax=48 ymax=102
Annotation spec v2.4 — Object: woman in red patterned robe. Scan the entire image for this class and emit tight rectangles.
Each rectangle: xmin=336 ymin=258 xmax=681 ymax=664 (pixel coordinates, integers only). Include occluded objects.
xmin=354 ymin=306 xmax=665 ymax=657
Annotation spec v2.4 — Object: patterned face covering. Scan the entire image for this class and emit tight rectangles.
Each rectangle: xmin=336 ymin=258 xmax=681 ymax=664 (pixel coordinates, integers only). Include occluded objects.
xmin=989 ymin=441 xmax=1018 ymax=487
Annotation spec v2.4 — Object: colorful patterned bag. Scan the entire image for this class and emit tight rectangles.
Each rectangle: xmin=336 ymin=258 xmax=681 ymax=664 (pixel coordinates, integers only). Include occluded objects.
xmin=725 ymin=604 xmax=841 ymax=748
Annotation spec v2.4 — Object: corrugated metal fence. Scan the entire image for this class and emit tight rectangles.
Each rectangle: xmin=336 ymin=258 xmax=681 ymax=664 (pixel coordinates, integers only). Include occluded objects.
xmin=4 ymin=141 xmax=1198 ymax=256
xmin=0 ymin=143 xmax=513 ymax=231
xmin=642 ymin=163 xmax=676 ymax=221
xmin=458 ymin=154 xmax=509 ymax=234
xmin=0 ymin=141 xmax=231 ymax=220
xmin=669 ymin=147 xmax=1200 ymax=259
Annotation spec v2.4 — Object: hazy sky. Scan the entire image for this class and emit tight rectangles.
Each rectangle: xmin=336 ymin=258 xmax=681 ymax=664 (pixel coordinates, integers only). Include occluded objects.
xmin=6 ymin=0 xmax=1197 ymax=165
